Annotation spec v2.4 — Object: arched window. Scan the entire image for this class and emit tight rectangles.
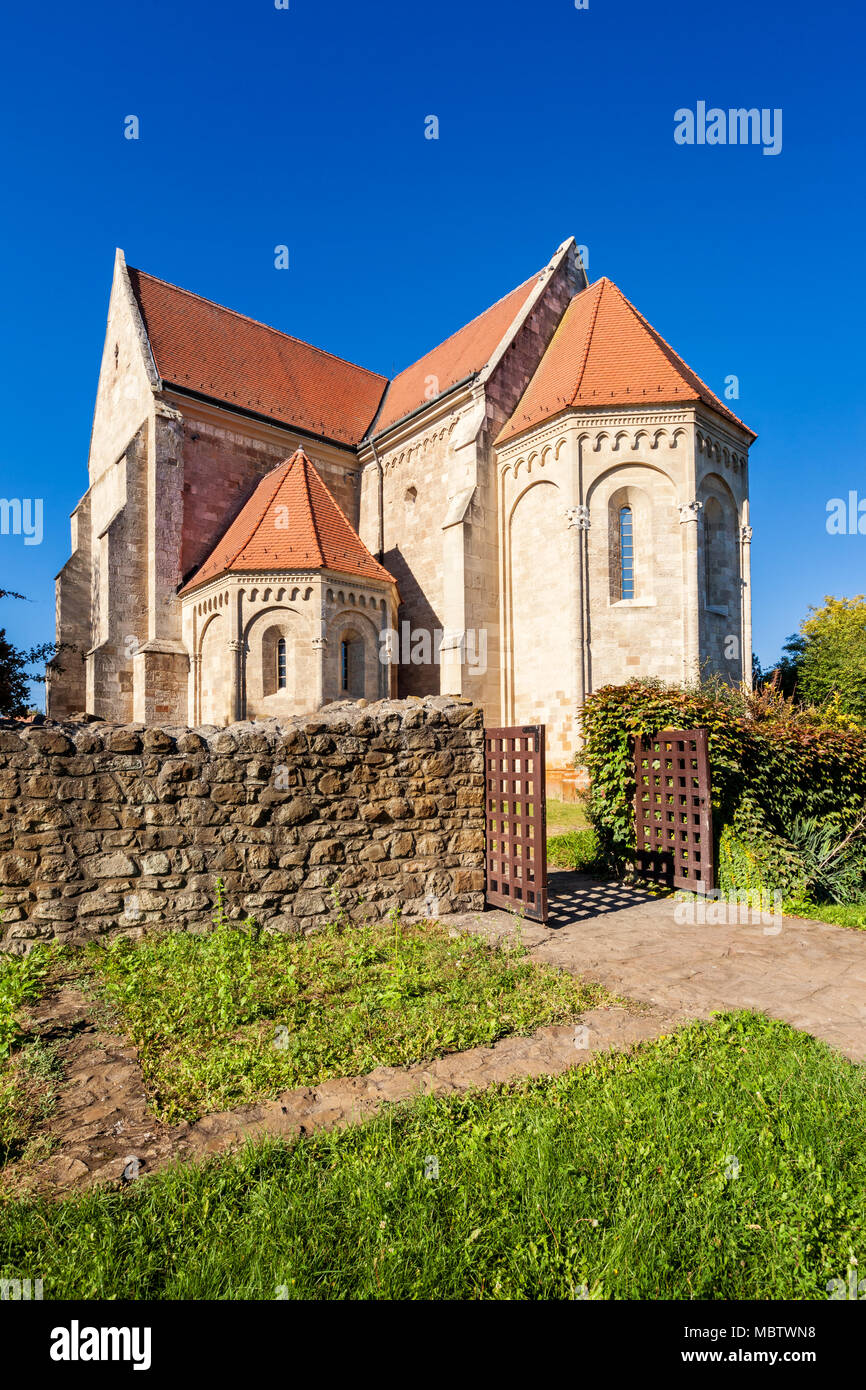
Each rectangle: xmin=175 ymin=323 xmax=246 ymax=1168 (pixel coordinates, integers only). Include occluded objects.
xmin=277 ymin=637 xmax=287 ymax=690
xmin=619 ymin=506 xmax=634 ymax=600
xmin=704 ymin=496 xmax=726 ymax=608
xmin=339 ymin=631 xmax=365 ymax=698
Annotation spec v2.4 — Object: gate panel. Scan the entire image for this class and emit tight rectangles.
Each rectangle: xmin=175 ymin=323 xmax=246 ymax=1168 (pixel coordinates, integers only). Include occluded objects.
xmin=634 ymin=727 xmax=714 ymax=891
xmin=485 ymin=725 xmax=548 ymax=922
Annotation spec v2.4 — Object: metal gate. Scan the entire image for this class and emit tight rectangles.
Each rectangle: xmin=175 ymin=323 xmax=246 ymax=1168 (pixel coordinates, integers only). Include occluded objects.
xmin=634 ymin=727 xmax=714 ymax=891
xmin=484 ymin=725 xmax=548 ymax=922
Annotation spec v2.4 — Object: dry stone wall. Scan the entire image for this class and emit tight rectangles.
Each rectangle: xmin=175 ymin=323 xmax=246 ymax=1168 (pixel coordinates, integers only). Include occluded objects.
xmin=0 ymin=697 xmax=485 ymax=952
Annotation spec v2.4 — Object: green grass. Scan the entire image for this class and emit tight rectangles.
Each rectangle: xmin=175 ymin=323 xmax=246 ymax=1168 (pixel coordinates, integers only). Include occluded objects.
xmin=784 ymin=899 xmax=866 ymax=930
xmin=547 ymin=797 xmax=590 ymax=835
xmin=84 ymin=907 xmax=609 ymax=1123
xmin=0 ymin=1037 xmax=61 ymax=1169
xmin=547 ymin=827 xmax=601 ymax=871
xmin=0 ymin=943 xmax=55 ymax=1058
xmin=0 ymin=944 xmax=62 ymax=1170
xmin=1 ymin=1012 xmax=862 ymax=1299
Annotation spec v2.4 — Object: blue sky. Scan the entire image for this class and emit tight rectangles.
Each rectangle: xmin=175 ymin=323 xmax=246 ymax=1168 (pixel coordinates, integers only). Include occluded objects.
xmin=1 ymin=0 xmax=864 ymax=701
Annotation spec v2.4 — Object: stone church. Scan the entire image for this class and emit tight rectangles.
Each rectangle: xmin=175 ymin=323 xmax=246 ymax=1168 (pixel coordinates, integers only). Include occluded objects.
xmin=49 ymin=237 xmax=755 ymax=787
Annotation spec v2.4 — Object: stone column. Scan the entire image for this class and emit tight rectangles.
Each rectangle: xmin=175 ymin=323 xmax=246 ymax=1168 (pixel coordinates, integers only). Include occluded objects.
xmin=228 ymin=639 xmax=243 ymax=724
xmin=565 ymin=504 xmax=590 ymax=741
xmin=679 ymin=500 xmax=703 ymax=684
xmin=740 ymin=523 xmax=753 ymax=688
xmin=189 ymin=652 xmax=201 ymax=726
xmin=311 ymin=635 xmax=327 ymax=710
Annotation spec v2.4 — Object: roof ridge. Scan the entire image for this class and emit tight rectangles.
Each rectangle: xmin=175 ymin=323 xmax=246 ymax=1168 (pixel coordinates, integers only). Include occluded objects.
xmin=389 ymin=270 xmax=542 ymax=380
xmin=297 ymin=453 xmax=326 ymax=568
xmin=604 ymin=279 xmax=752 ymax=433
xmin=571 ymin=279 xmax=606 ymax=402
xmin=126 ymin=266 xmax=388 ymax=384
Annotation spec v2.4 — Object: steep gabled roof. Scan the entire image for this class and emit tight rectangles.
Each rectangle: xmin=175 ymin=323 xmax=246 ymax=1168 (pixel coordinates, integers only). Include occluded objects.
xmin=179 ymin=447 xmax=396 ymax=594
xmin=127 ymin=267 xmax=388 ymax=446
xmin=371 ymin=271 xmax=543 ymax=435
xmin=497 ymin=277 xmax=756 ymax=445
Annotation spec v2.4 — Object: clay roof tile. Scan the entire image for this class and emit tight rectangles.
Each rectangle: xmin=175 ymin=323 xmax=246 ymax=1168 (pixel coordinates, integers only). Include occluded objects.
xmin=496 ymin=277 xmax=756 ymax=445
xmin=178 ymin=447 xmax=396 ymax=594
xmin=127 ymin=267 xmax=388 ymax=446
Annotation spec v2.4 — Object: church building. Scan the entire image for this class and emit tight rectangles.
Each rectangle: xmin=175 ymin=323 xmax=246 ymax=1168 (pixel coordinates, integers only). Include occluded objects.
xmin=49 ymin=238 xmax=756 ymax=787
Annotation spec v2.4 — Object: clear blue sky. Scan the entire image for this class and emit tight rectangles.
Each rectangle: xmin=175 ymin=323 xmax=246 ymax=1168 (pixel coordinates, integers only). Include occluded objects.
xmin=1 ymin=0 xmax=864 ymax=702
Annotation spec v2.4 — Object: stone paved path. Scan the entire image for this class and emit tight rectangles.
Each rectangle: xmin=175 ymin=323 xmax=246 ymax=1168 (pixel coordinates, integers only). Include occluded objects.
xmin=444 ymin=871 xmax=866 ymax=1062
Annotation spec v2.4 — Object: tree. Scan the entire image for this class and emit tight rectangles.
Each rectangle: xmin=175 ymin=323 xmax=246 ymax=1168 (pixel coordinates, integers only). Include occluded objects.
xmin=797 ymin=596 xmax=866 ymax=719
xmin=0 ymin=589 xmax=63 ymax=718
xmin=766 ymin=596 xmax=866 ymax=721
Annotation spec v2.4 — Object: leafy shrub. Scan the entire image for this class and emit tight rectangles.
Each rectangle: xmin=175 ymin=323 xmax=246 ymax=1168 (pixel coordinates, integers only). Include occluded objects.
xmin=580 ymin=678 xmax=866 ymax=898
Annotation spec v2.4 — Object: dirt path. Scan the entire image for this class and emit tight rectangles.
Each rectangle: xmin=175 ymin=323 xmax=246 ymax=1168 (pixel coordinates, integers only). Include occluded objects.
xmin=445 ymin=871 xmax=866 ymax=1062
xmin=11 ymin=869 xmax=863 ymax=1198
xmin=8 ymin=981 xmax=677 ymax=1198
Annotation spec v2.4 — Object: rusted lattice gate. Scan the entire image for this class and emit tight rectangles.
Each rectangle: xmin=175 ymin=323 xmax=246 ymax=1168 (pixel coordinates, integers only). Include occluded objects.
xmin=484 ymin=725 xmax=548 ymax=922
xmin=633 ymin=727 xmax=714 ymax=892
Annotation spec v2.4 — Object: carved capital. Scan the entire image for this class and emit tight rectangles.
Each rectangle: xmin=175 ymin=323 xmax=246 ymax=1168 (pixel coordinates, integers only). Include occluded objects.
xmin=678 ymin=499 xmax=703 ymax=523
xmin=227 ymin=639 xmax=243 ymax=653
xmin=565 ymin=504 xmax=591 ymax=530
xmin=741 ymin=525 xmax=753 ymax=543
xmin=311 ymin=637 xmax=328 ymax=651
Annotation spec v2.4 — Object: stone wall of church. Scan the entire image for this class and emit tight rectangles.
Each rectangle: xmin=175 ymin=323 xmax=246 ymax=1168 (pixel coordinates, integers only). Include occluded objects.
xmin=357 ymin=244 xmax=583 ymax=719
xmin=696 ymin=424 xmax=750 ymax=682
xmin=0 ymin=698 xmax=485 ymax=952
xmin=85 ymin=423 xmax=150 ymax=721
xmin=584 ymin=442 xmax=686 ymax=690
xmin=497 ymin=407 xmax=751 ymax=768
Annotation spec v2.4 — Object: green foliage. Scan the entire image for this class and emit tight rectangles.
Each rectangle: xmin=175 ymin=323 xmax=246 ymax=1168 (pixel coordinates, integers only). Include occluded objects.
xmin=2 ymin=1013 xmax=864 ymax=1300
xmin=0 ymin=589 xmax=63 ymax=717
xmin=0 ymin=946 xmax=53 ymax=1059
xmin=87 ymin=892 xmax=609 ymax=1122
xmin=0 ymin=1038 xmax=61 ymax=1168
xmin=796 ymin=596 xmax=866 ymax=723
xmin=580 ymin=678 xmax=866 ymax=899
xmin=547 ymin=828 xmax=601 ymax=871
xmin=784 ymin=899 xmax=866 ymax=931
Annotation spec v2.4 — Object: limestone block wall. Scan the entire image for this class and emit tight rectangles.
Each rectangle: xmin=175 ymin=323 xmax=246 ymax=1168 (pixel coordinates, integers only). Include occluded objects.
xmin=85 ymin=424 xmax=150 ymax=721
xmin=496 ymin=406 xmax=749 ymax=767
xmin=695 ymin=422 xmax=750 ymax=682
xmin=363 ymin=417 xmax=458 ymax=700
xmin=585 ymin=449 xmax=685 ymax=690
xmin=0 ymin=698 xmax=485 ymax=952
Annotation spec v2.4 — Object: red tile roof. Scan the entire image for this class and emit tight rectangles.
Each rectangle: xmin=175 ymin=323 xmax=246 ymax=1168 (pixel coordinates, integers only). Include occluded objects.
xmin=372 ymin=271 xmax=542 ymax=435
xmin=127 ymin=267 xmax=388 ymax=446
xmin=497 ymin=278 xmax=756 ymax=444
xmin=179 ymin=447 xmax=396 ymax=594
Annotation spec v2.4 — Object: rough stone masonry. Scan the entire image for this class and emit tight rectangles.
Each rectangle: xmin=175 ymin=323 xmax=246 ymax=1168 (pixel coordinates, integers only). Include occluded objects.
xmin=0 ymin=697 xmax=485 ymax=951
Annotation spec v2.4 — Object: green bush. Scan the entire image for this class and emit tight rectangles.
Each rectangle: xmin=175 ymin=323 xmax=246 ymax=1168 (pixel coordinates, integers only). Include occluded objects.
xmin=580 ymin=678 xmax=866 ymax=897
xmin=547 ymin=828 xmax=601 ymax=870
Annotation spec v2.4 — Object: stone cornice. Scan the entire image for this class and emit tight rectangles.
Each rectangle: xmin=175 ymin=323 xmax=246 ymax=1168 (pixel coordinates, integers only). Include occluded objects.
xmin=495 ymin=405 xmax=696 ymax=462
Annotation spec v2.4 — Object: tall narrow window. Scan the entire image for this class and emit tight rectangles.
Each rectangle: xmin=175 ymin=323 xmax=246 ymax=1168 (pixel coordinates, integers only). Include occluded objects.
xmin=619 ymin=506 xmax=634 ymax=600
xmin=340 ymin=640 xmax=349 ymax=691
xmin=277 ymin=638 xmax=287 ymax=689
